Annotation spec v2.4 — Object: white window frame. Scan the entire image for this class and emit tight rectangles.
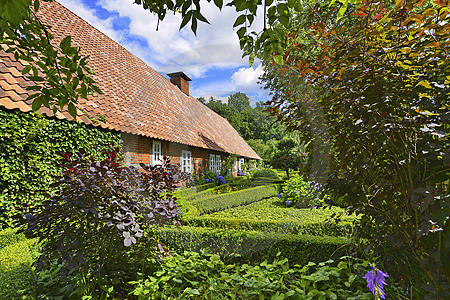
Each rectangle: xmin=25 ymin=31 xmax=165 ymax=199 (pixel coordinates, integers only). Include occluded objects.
xmin=210 ymin=154 xmax=216 ymax=172
xmin=152 ymin=140 xmax=162 ymax=165
xmin=182 ymin=150 xmax=192 ymax=173
xmin=239 ymin=157 xmax=245 ymax=171
xmin=216 ymin=155 xmax=221 ymax=172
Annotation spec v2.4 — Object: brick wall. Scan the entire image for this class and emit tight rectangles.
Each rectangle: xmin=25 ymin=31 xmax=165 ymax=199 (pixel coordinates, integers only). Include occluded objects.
xmin=122 ymin=134 xmax=227 ymax=174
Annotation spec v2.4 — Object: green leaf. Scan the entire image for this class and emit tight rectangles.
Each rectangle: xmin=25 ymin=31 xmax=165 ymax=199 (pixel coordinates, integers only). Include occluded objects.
xmin=68 ymin=103 xmax=77 ymax=119
xmin=22 ymin=65 xmax=32 ymax=75
xmin=233 ymin=15 xmax=246 ymax=27
xmin=273 ymin=55 xmax=284 ymax=66
xmin=214 ymin=0 xmax=223 ymax=9
xmin=279 ymin=15 xmax=290 ymax=27
xmin=31 ymin=96 xmax=43 ymax=111
xmin=249 ymin=52 xmax=255 ymax=66
xmin=191 ymin=17 xmax=198 ymax=34
xmin=33 ymin=0 xmax=39 ymax=12
xmin=180 ymin=11 xmax=192 ymax=30
xmin=184 ymin=287 xmax=200 ymax=295
xmin=337 ymin=1 xmax=348 ymax=21
xmin=337 ymin=261 xmax=347 ymax=269
xmin=60 ymin=36 xmax=72 ymax=53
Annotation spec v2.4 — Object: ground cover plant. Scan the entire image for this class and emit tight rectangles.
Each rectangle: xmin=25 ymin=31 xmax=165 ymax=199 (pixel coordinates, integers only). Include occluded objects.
xmin=131 ymin=251 xmax=376 ymax=300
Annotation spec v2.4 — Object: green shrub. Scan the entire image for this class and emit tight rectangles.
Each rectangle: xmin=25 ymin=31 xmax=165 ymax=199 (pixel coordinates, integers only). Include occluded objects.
xmin=0 ymin=108 xmax=122 ymax=229
xmin=183 ymin=216 xmax=351 ymax=237
xmin=191 ymin=185 xmax=279 ymax=214
xmin=0 ymin=239 xmax=37 ymax=299
xmin=251 ymin=176 xmax=284 ymax=186
xmin=280 ymin=174 xmax=328 ymax=208
xmin=0 ymin=228 xmax=26 ymax=249
xmin=157 ymin=226 xmax=349 ymax=266
xmin=131 ymin=251 xmax=374 ymax=300
xmin=20 ymin=149 xmax=181 ymax=298
xmin=209 ymin=196 xmax=354 ymax=224
xmin=252 ymin=168 xmax=280 ymax=179
xmin=196 ymin=182 xmax=217 ymax=192
xmin=174 ymin=187 xmax=198 ymax=200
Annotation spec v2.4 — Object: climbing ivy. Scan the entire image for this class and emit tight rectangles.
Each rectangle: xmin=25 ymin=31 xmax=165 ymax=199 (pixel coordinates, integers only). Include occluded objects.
xmin=0 ymin=108 xmax=122 ymax=229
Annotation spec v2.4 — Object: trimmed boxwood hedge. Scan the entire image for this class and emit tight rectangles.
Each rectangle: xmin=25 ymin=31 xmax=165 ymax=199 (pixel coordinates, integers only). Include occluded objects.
xmin=190 ymin=185 xmax=279 ymax=214
xmin=183 ymin=216 xmax=351 ymax=237
xmin=0 ymin=238 xmax=37 ymax=299
xmin=157 ymin=225 xmax=350 ymax=266
xmin=0 ymin=228 xmax=26 ymax=250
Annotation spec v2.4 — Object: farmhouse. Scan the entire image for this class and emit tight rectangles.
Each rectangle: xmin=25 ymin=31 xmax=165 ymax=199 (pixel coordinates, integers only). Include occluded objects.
xmin=0 ymin=1 xmax=260 ymax=174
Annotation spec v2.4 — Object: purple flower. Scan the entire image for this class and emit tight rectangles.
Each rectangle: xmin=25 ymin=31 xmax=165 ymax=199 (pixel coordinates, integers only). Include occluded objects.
xmin=206 ymin=178 xmax=209 ymax=182
xmin=212 ymin=179 xmax=215 ymax=182
xmin=312 ymin=205 xmax=318 ymax=209
xmin=286 ymin=200 xmax=291 ymax=205
xmin=363 ymin=267 xmax=389 ymax=299
xmin=277 ymin=194 xmax=282 ymax=198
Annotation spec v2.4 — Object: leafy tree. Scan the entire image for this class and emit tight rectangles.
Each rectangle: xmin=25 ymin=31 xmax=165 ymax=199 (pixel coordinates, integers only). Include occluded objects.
xmin=263 ymin=0 xmax=450 ymax=297
xmin=228 ymin=92 xmax=251 ymax=113
xmin=0 ymin=0 xmax=103 ymax=120
xmin=270 ymin=138 xmax=307 ymax=179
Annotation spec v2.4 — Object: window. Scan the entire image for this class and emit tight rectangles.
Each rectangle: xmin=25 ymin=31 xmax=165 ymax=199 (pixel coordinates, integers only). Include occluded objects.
xmin=152 ymin=141 xmax=162 ymax=165
xmin=239 ymin=158 xmax=245 ymax=171
xmin=209 ymin=154 xmax=221 ymax=172
xmin=182 ymin=150 xmax=192 ymax=173
xmin=125 ymin=143 xmax=131 ymax=166
xmin=210 ymin=154 xmax=215 ymax=172
xmin=216 ymin=155 xmax=221 ymax=172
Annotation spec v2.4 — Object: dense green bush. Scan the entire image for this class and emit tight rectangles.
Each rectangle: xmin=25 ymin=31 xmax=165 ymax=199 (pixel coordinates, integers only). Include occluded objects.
xmin=20 ymin=149 xmax=181 ymax=298
xmin=0 ymin=238 xmax=37 ymax=299
xmin=157 ymin=226 xmax=349 ymax=266
xmin=190 ymin=185 xmax=279 ymax=214
xmin=280 ymin=174 xmax=328 ymax=208
xmin=0 ymin=227 xmax=26 ymax=249
xmin=132 ymin=251 xmax=374 ymax=299
xmin=210 ymin=196 xmax=354 ymax=224
xmin=0 ymin=108 xmax=122 ymax=229
xmin=184 ymin=216 xmax=351 ymax=237
xmin=196 ymin=182 xmax=218 ymax=192
xmin=251 ymin=176 xmax=284 ymax=186
xmin=252 ymin=168 xmax=280 ymax=179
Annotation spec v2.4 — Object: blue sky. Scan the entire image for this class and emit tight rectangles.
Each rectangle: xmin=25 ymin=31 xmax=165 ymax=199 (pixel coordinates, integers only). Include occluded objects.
xmin=58 ymin=0 xmax=271 ymax=106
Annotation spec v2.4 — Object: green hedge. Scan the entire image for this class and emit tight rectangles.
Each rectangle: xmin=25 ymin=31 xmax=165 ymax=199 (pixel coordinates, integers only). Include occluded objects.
xmin=0 ymin=228 xmax=26 ymax=249
xmin=196 ymin=182 xmax=217 ymax=192
xmin=252 ymin=168 xmax=280 ymax=179
xmin=190 ymin=185 xmax=279 ymax=214
xmin=183 ymin=216 xmax=351 ymax=237
xmin=0 ymin=108 xmax=122 ymax=229
xmin=251 ymin=176 xmax=284 ymax=186
xmin=157 ymin=226 xmax=350 ymax=266
xmin=0 ymin=239 xmax=37 ymax=299
xmin=174 ymin=187 xmax=199 ymax=200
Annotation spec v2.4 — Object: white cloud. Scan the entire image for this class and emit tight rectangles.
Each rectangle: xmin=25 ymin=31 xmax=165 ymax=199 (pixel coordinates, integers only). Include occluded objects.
xmin=58 ymin=0 xmax=120 ymax=42
xmin=231 ymin=64 xmax=265 ymax=91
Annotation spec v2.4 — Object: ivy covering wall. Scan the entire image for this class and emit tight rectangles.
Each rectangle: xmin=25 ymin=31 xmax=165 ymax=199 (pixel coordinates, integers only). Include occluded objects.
xmin=0 ymin=108 xmax=122 ymax=229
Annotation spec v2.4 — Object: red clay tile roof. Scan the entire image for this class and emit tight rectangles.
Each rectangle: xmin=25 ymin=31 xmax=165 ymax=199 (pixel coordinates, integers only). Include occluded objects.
xmin=0 ymin=1 xmax=261 ymax=160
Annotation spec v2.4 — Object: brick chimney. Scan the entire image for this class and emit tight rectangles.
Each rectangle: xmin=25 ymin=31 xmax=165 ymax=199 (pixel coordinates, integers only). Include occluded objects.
xmin=167 ymin=72 xmax=192 ymax=96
